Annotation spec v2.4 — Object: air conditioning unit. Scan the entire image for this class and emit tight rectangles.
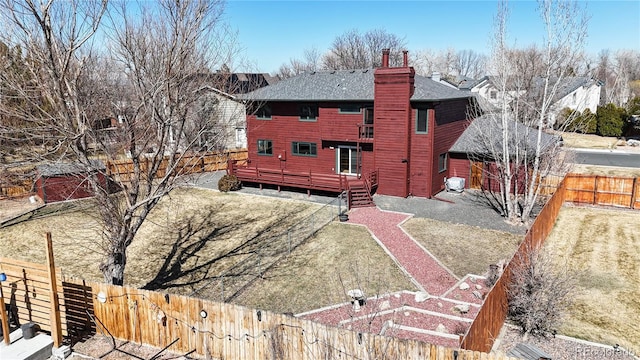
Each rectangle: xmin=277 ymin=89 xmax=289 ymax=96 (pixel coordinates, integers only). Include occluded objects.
xmin=445 ymin=177 xmax=465 ymax=192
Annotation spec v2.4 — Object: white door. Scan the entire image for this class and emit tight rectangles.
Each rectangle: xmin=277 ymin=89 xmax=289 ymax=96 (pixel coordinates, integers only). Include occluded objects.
xmin=337 ymin=147 xmax=358 ymax=175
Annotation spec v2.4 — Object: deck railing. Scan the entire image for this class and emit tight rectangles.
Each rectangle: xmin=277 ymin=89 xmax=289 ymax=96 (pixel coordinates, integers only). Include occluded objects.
xmin=357 ymin=124 xmax=374 ymax=140
xmin=230 ymin=162 xmax=350 ymax=193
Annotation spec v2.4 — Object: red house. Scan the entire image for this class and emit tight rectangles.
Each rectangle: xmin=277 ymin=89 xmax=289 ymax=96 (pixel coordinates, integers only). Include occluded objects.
xmin=232 ymin=50 xmax=476 ymax=206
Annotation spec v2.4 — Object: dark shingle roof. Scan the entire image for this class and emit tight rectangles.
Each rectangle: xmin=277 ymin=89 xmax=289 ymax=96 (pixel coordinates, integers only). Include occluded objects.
xmin=449 ymin=114 xmax=559 ymax=156
xmin=239 ymin=69 xmax=471 ymax=102
xmin=37 ymin=160 xmax=105 ymax=177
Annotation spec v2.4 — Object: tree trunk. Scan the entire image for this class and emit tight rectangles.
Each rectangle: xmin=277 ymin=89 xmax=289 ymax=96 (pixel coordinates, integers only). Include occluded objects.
xmin=100 ymin=251 xmax=126 ymax=286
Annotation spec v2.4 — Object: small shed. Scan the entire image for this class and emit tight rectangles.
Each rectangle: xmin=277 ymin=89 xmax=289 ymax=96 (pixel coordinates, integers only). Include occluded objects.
xmin=507 ymin=343 xmax=553 ymax=360
xmin=35 ymin=161 xmax=113 ymax=203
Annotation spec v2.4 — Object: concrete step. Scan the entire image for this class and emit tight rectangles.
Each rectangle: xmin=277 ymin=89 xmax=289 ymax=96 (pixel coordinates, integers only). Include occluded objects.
xmin=0 ymin=328 xmax=53 ymax=360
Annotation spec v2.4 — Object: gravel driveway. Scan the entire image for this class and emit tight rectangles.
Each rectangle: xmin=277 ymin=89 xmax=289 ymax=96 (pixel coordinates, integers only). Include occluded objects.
xmin=374 ymin=191 xmax=528 ymax=235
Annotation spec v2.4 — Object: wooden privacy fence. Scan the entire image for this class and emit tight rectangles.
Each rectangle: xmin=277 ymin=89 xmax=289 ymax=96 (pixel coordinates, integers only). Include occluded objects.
xmin=460 ymin=177 xmax=569 ymax=352
xmin=107 ymin=149 xmax=248 ymax=183
xmin=563 ymin=174 xmax=640 ymax=209
xmin=0 ymin=180 xmax=33 ymax=199
xmin=0 ymin=257 xmax=521 ymax=360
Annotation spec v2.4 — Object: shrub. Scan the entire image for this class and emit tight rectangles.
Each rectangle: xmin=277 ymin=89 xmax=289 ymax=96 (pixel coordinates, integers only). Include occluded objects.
xmin=507 ymin=245 xmax=575 ymax=337
xmin=218 ymin=174 xmax=241 ymax=192
xmin=596 ymin=103 xmax=627 ymax=137
xmin=558 ymin=108 xmax=597 ymax=134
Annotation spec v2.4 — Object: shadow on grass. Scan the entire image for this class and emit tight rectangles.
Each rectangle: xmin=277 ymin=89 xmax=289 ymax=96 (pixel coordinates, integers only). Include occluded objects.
xmin=140 ymin=204 xmax=309 ymax=297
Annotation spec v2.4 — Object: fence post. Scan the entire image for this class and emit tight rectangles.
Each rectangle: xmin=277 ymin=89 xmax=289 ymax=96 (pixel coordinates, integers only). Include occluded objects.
xmin=45 ymin=232 xmax=63 ymax=348
xmin=0 ymin=285 xmax=9 ymax=345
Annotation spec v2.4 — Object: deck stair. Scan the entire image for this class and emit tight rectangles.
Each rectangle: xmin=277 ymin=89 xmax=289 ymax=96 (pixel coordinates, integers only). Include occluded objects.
xmin=348 ymin=181 xmax=375 ymax=208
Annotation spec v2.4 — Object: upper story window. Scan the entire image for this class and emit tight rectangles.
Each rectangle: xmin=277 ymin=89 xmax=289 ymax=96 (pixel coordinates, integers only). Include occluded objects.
xmin=490 ymin=91 xmax=497 ymax=100
xmin=257 ymin=139 xmax=273 ymax=155
xmin=299 ymin=104 xmax=318 ymax=121
xmin=291 ymin=141 xmax=317 ymax=156
xmin=339 ymin=104 xmax=361 ymax=114
xmin=256 ymin=105 xmax=272 ymax=120
xmin=416 ymin=108 xmax=428 ymax=134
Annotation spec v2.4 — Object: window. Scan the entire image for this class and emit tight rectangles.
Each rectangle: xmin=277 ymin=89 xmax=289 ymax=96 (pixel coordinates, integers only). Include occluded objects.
xmin=291 ymin=141 xmax=317 ymax=156
xmin=339 ymin=104 xmax=361 ymax=114
xmin=438 ymin=153 xmax=448 ymax=173
xmin=256 ymin=105 xmax=272 ymax=119
xmin=416 ymin=108 xmax=428 ymax=134
xmin=490 ymin=91 xmax=497 ymax=100
xmin=299 ymin=104 xmax=318 ymax=121
xmin=257 ymin=139 xmax=273 ymax=155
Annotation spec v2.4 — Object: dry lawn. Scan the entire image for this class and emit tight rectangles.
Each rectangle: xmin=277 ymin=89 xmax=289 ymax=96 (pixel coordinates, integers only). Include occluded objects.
xmin=570 ymin=164 xmax=640 ymax=177
xmin=561 ymin=132 xmax=625 ymax=149
xmin=0 ymin=188 xmax=321 ymax=293
xmin=233 ymin=222 xmax=417 ymax=314
xmin=544 ymin=206 xmax=640 ymax=350
xmin=401 ymin=218 xmax=523 ymax=278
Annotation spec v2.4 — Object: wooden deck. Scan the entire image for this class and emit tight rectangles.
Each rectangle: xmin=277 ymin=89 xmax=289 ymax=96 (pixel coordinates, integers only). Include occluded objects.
xmin=228 ymin=162 xmax=378 ymax=207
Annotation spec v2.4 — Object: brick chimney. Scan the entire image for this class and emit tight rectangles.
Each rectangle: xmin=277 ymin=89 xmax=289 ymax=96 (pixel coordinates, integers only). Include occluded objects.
xmin=373 ymin=50 xmax=415 ymax=197
xmin=403 ymin=50 xmax=408 ymax=67
xmin=381 ymin=48 xmax=390 ymax=68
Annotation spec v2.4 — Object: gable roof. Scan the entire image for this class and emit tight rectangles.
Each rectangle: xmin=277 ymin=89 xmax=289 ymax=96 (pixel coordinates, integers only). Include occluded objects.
xmin=238 ymin=69 xmax=471 ymax=102
xmin=449 ymin=114 xmax=559 ymax=156
xmin=534 ymin=76 xmax=600 ymax=103
xmin=472 ymin=75 xmax=600 ymax=102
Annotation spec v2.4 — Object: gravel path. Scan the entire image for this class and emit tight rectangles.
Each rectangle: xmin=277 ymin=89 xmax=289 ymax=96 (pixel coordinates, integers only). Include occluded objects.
xmin=347 ymin=207 xmax=458 ymax=296
xmin=374 ymin=191 xmax=528 ymax=235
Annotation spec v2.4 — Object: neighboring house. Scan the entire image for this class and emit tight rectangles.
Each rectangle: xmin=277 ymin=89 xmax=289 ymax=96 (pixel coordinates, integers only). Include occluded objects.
xmin=195 ymin=72 xmax=279 ymax=150
xmin=193 ymin=87 xmax=248 ymax=150
xmin=470 ymin=76 xmax=522 ymax=110
xmin=232 ymin=50 xmax=476 ymax=205
xmin=448 ymin=114 xmax=559 ymax=193
xmin=545 ymin=76 xmax=602 ymax=125
xmin=470 ymin=76 xmax=602 ymax=127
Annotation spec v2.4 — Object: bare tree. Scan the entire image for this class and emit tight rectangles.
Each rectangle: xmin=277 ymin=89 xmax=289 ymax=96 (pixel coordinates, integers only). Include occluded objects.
xmin=507 ymin=244 xmax=576 ymax=337
xmin=455 ymin=49 xmax=488 ymax=79
xmin=0 ymin=0 xmax=243 ymax=285
xmin=322 ymin=29 xmax=406 ymax=70
xmin=593 ymin=49 xmax=640 ymax=106
xmin=469 ymin=0 xmax=588 ymax=223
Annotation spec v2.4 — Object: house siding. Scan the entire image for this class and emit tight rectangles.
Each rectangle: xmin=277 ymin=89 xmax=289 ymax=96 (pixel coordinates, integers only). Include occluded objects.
xmin=246 ymin=102 xmax=375 ymax=176
xmin=431 ymin=100 xmax=470 ymax=195
xmin=448 ymin=154 xmax=472 ymax=186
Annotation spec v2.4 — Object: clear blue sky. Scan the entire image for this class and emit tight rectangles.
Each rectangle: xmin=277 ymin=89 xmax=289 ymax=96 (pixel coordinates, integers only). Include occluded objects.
xmin=223 ymin=0 xmax=640 ymax=74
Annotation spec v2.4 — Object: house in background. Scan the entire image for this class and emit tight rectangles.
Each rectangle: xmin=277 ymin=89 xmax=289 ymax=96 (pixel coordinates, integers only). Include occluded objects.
xmin=470 ymin=76 xmax=602 ymax=127
xmin=199 ymin=72 xmax=279 ymax=150
xmin=232 ymin=50 xmax=476 ymax=206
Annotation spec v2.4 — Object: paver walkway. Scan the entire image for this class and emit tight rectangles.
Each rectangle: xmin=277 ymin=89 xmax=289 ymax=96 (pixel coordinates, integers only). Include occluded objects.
xmin=298 ymin=206 xmax=490 ymax=347
xmin=347 ymin=206 xmax=458 ymax=296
